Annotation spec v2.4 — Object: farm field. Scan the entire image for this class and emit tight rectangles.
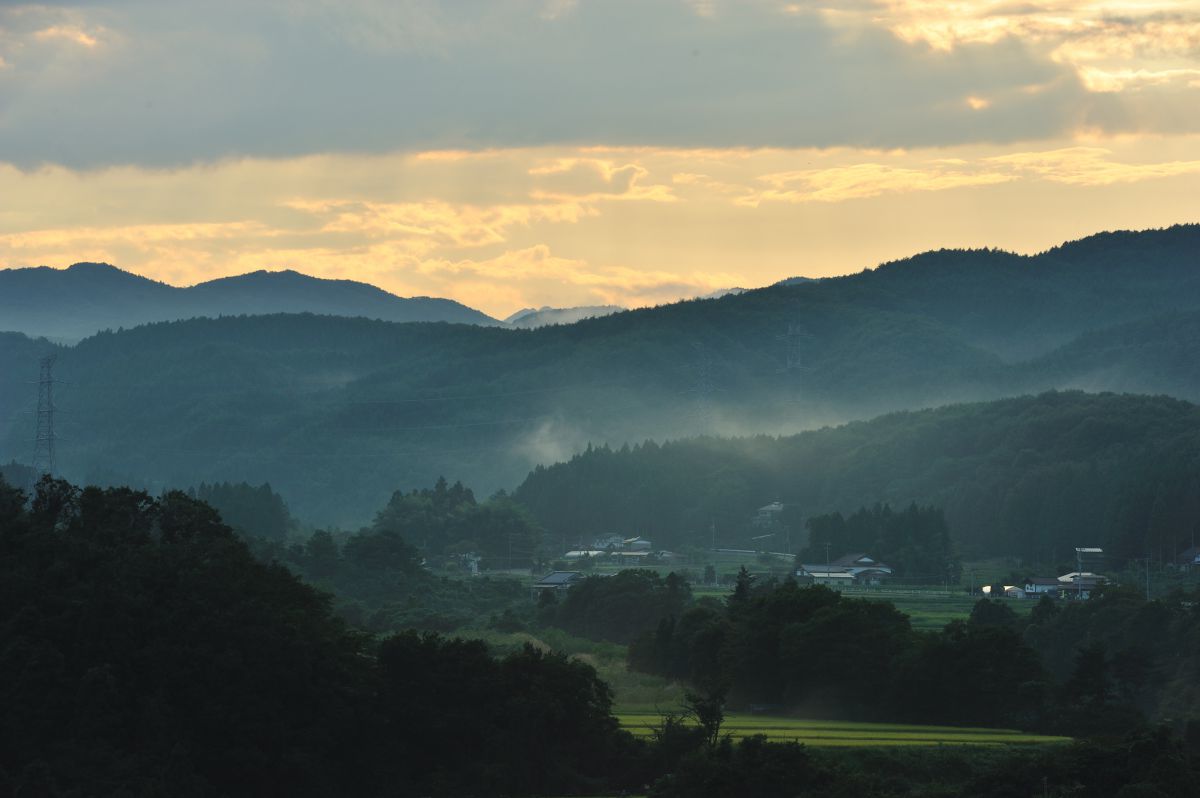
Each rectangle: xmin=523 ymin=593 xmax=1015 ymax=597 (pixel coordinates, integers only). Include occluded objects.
xmin=617 ymin=712 xmax=1070 ymax=748
xmin=879 ymin=590 xmax=1035 ymax=630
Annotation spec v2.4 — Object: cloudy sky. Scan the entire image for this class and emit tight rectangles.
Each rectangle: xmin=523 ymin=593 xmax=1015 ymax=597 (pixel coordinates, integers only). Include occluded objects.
xmin=2 ymin=1 xmax=1199 ymax=316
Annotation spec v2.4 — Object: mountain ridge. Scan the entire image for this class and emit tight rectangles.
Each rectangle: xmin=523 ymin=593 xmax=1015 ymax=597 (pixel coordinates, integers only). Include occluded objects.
xmin=1 ymin=223 xmax=1198 ymax=524
xmin=0 ymin=262 xmax=501 ymax=340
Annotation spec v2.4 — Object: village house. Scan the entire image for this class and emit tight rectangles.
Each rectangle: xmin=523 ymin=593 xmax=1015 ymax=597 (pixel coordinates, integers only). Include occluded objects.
xmin=795 ymin=566 xmax=857 ymax=587
xmin=753 ymin=502 xmax=784 ymax=528
xmin=1024 ymin=577 xmax=1063 ymax=596
xmin=795 ymin=553 xmax=894 ymax=587
xmin=563 ymin=549 xmax=607 ymax=560
xmin=830 ymin=553 xmax=894 ymax=584
xmin=532 ymin=571 xmax=584 ymax=597
xmin=610 ymin=550 xmax=655 ymax=565
xmin=1058 ymin=571 xmax=1107 ymax=599
xmin=1177 ymin=545 xmax=1200 ymax=569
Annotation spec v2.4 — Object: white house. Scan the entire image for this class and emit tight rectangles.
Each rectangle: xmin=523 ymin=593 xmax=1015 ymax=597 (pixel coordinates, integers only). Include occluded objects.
xmin=563 ymin=550 xmax=608 ymax=560
xmin=795 ymin=566 xmax=856 ymax=587
xmin=1024 ymin=577 xmax=1062 ymax=596
xmin=592 ymin=534 xmax=625 ymax=550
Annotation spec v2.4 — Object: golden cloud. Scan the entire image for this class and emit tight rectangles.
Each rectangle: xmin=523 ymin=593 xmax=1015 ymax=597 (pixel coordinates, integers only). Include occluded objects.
xmin=285 ymin=198 xmax=593 ymax=249
xmin=988 ymin=146 xmax=1200 ymax=185
xmin=0 ymin=221 xmax=272 ymax=249
xmin=741 ymin=162 xmax=1013 ymax=205
xmin=829 ymin=1 xmax=1200 ymax=100
xmin=33 ymin=25 xmax=100 ymax=48
xmin=528 ymin=157 xmax=677 ymax=203
xmin=4 ymin=141 xmax=1200 ymax=317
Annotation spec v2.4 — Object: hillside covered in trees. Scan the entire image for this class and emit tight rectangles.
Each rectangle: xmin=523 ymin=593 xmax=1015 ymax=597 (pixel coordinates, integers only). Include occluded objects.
xmin=0 ymin=476 xmax=636 ymax=797
xmin=515 ymin=391 xmax=1200 ymax=564
xmin=2 ymin=225 xmax=1199 ymax=525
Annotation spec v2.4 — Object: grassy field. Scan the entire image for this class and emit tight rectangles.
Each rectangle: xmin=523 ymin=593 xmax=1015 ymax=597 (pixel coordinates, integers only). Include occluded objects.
xmin=880 ymin=590 xmax=1035 ymax=630
xmin=617 ymin=712 xmax=1070 ymax=748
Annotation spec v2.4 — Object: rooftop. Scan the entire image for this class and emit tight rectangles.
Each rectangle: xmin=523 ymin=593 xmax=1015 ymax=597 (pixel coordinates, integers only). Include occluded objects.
xmin=536 ymin=571 xmax=583 ymax=585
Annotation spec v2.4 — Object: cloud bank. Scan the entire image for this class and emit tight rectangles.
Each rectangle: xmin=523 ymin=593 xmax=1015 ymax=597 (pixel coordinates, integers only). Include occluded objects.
xmin=0 ymin=0 xmax=1197 ymax=168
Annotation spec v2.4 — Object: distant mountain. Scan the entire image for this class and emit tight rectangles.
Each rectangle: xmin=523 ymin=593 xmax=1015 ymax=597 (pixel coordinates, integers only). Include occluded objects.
xmin=2 ymin=224 xmax=1199 ymax=526
xmin=0 ymin=263 xmax=500 ymax=341
xmin=695 ymin=287 xmax=747 ymax=300
xmin=504 ymin=305 xmax=625 ymax=328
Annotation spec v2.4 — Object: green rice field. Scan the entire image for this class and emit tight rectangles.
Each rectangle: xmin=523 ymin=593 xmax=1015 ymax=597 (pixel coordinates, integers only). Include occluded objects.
xmin=617 ymin=712 xmax=1070 ymax=748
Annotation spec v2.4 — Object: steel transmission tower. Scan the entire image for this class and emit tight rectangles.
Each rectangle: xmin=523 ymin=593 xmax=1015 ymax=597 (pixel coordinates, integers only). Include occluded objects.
xmin=778 ymin=323 xmax=813 ymax=373
xmin=688 ymin=343 xmax=717 ymax=432
xmin=32 ymin=355 xmax=58 ymax=477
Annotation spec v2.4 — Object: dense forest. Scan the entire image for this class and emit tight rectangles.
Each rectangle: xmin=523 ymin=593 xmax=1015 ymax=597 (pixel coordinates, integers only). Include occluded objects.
xmin=2 ymin=226 xmax=1200 ymax=525
xmin=5 ymin=474 xmax=1200 ymax=796
xmin=0 ymin=476 xmax=638 ymax=797
xmin=800 ymin=504 xmax=959 ymax=579
xmin=516 ymin=391 xmax=1200 ymax=564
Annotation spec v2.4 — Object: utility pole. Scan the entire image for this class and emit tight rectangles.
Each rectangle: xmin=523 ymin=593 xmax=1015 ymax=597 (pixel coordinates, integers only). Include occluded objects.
xmin=32 ymin=355 xmax=58 ymax=479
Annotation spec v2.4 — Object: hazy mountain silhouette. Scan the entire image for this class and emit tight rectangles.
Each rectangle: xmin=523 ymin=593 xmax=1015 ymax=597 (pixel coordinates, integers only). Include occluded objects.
xmin=1 ymin=224 xmax=1198 ymax=524
xmin=0 ymin=263 xmax=499 ymax=341
xmin=504 ymin=305 xmax=626 ymax=328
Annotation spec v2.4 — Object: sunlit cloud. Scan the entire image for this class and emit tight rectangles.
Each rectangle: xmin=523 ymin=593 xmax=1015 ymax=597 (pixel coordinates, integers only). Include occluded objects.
xmin=528 ymin=158 xmax=677 ymax=203
xmin=859 ymin=1 xmax=1200 ymax=87
xmin=0 ymin=221 xmax=273 ymax=250
xmin=286 ymin=199 xmax=592 ymax=250
xmin=1079 ymin=66 xmax=1200 ymax=92
xmin=2 ymin=141 xmax=1200 ymax=317
xmin=987 ymin=146 xmax=1200 ymax=185
xmin=743 ymin=163 xmax=1012 ymax=205
xmin=33 ymin=25 xmax=100 ymax=48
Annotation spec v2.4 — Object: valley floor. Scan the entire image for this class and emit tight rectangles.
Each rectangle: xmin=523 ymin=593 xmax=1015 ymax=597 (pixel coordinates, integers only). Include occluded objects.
xmin=617 ymin=712 xmax=1071 ymax=748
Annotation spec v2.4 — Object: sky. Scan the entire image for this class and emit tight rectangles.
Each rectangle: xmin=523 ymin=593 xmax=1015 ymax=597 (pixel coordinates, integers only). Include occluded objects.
xmin=1 ymin=1 xmax=1199 ymax=318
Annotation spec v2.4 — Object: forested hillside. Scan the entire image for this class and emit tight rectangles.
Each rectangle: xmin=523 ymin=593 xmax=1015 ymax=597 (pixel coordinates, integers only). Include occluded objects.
xmin=515 ymin=392 xmax=1200 ymax=564
xmin=1 ymin=225 xmax=1198 ymax=525
xmin=0 ymin=476 xmax=637 ymax=797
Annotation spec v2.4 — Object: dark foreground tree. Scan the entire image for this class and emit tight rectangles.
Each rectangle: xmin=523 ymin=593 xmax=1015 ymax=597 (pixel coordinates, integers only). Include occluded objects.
xmin=0 ymin=476 xmax=640 ymax=797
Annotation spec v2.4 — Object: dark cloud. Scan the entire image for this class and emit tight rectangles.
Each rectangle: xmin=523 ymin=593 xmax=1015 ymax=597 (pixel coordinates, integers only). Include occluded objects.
xmin=0 ymin=0 xmax=1189 ymax=169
